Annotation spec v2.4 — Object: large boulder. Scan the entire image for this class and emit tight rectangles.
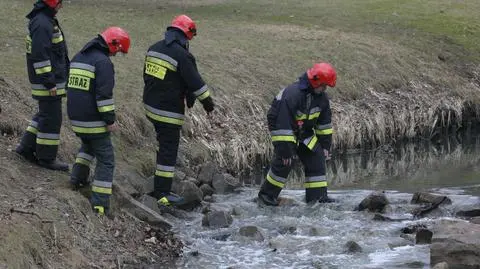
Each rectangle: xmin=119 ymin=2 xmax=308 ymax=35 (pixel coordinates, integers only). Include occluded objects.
xmin=171 ymin=181 xmax=203 ymax=209
xmin=199 ymin=184 xmax=214 ymax=197
xmin=456 ymin=208 xmax=480 ymax=218
xmin=212 ymin=173 xmax=241 ymax=194
xmin=430 ymin=219 xmax=480 ymax=269
xmin=355 ymin=191 xmax=389 ymax=213
xmin=411 ymin=192 xmax=452 ymax=205
xmin=202 ymin=210 xmax=233 ymax=228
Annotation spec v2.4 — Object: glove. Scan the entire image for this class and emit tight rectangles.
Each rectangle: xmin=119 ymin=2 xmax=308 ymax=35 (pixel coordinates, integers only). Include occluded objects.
xmin=186 ymin=93 xmax=196 ymax=108
xmin=202 ymin=97 xmax=215 ymax=113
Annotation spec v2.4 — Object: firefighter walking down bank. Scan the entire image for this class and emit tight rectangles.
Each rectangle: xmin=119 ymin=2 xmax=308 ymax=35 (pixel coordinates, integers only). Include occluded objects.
xmin=67 ymin=27 xmax=131 ymax=215
xmin=16 ymin=0 xmax=69 ymax=171
xmin=143 ymin=15 xmax=215 ymax=206
xmin=258 ymin=63 xmax=337 ymax=206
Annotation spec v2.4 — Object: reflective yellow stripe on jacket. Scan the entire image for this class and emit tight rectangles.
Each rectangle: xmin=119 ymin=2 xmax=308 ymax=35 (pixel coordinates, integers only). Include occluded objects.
xmin=271 ymin=129 xmax=297 ymax=143
xmin=144 ymin=104 xmax=185 ymax=126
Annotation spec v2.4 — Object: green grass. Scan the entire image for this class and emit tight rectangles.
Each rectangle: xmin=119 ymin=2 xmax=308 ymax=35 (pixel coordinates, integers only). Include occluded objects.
xmin=1 ymin=0 xmax=479 ymax=173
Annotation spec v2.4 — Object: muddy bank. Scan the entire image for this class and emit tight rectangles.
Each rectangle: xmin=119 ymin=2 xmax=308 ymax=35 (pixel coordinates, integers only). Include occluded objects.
xmin=0 ymin=78 xmax=183 ymax=268
xmin=0 ymin=136 xmax=182 ymax=269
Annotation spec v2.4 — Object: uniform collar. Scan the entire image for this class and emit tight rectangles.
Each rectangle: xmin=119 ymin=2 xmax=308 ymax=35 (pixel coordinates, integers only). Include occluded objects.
xmin=298 ymin=73 xmax=313 ymax=92
xmin=80 ymin=36 xmax=110 ymax=55
xmin=164 ymin=28 xmax=189 ymax=50
xmin=26 ymin=2 xmax=56 ymax=19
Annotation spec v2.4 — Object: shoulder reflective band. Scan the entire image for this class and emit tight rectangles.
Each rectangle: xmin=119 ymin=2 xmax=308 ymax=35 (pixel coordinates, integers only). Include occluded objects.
xmin=97 ymin=99 xmax=115 ymax=113
xmin=271 ymin=129 xmax=297 ymax=143
xmin=68 ymin=63 xmax=95 ymax=91
xmin=193 ymin=85 xmax=210 ymax=101
xmin=33 ymin=60 xmax=52 ymax=75
xmin=26 ymin=35 xmax=32 ymax=54
xmin=144 ymin=104 xmax=185 ymax=125
xmin=52 ymin=31 xmax=64 ymax=44
xmin=144 ymin=51 xmax=178 ymax=80
xmin=70 ymin=120 xmax=108 ymax=134
xmin=146 ymin=51 xmax=178 ymax=71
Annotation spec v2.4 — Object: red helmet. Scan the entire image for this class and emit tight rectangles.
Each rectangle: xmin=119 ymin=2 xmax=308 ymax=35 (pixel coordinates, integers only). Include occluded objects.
xmin=171 ymin=15 xmax=197 ymax=40
xmin=100 ymin=27 xmax=131 ymax=54
xmin=307 ymin=62 xmax=337 ymax=88
xmin=42 ymin=0 xmax=62 ymax=8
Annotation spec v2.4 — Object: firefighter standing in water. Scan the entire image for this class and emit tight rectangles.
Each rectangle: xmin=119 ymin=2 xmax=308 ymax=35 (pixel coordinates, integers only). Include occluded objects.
xmin=258 ymin=63 xmax=337 ymax=206
xmin=143 ymin=15 xmax=215 ymax=206
xmin=16 ymin=0 xmax=69 ymax=171
xmin=67 ymin=27 xmax=130 ymax=215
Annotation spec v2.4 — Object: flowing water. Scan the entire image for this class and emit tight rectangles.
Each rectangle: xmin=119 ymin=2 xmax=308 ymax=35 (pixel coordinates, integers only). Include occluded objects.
xmin=171 ymin=135 xmax=480 ymax=269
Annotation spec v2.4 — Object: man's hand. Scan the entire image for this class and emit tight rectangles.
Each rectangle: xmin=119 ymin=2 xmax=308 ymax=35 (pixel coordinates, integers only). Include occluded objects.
xmin=49 ymin=87 xmax=57 ymax=96
xmin=107 ymin=123 xmax=118 ymax=132
xmin=202 ymin=98 xmax=215 ymax=113
xmin=282 ymin=158 xmax=292 ymax=166
xmin=324 ymin=149 xmax=331 ymax=161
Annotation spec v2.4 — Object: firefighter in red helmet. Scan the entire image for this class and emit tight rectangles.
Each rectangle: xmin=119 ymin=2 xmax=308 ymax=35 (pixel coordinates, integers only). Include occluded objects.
xmin=16 ymin=0 xmax=69 ymax=171
xmin=67 ymin=27 xmax=131 ymax=215
xmin=258 ymin=63 xmax=337 ymax=206
xmin=143 ymin=14 xmax=215 ymax=206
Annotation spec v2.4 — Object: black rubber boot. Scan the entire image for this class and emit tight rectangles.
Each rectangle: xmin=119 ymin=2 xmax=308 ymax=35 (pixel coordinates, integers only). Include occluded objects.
xmin=318 ymin=196 xmax=336 ymax=203
xmin=156 ymin=192 xmax=185 ymax=206
xmin=70 ymin=163 xmax=90 ymax=190
xmin=257 ymin=180 xmax=282 ymax=206
xmin=306 ymin=187 xmax=335 ymax=203
xmin=38 ymin=159 xmax=69 ymax=172
xmin=15 ymin=145 xmax=37 ymax=163
xmin=258 ymin=192 xmax=280 ymax=206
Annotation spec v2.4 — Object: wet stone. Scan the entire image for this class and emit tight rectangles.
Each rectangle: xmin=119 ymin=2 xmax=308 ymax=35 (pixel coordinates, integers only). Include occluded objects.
xmin=202 ymin=210 xmax=233 ymax=228
xmin=411 ymin=192 xmax=452 ymax=205
xmin=197 ymin=162 xmax=217 ymax=185
xmin=278 ymin=226 xmax=297 ymax=235
xmin=401 ymin=223 xmax=427 ymax=234
xmin=344 ymin=240 xmax=362 ymax=253
xmin=355 ymin=191 xmax=389 ymax=213
xmin=199 ymin=184 xmax=214 ymax=197
xmin=212 ymin=173 xmax=240 ymax=194
xmin=238 ymin=226 xmax=265 ymax=242
xmin=456 ymin=208 xmax=480 ymax=218
xmin=415 ymin=228 xmax=433 ymax=244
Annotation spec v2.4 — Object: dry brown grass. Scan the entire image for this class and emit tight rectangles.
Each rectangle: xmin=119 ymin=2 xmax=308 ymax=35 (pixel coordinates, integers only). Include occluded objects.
xmin=1 ymin=0 xmax=479 ymax=176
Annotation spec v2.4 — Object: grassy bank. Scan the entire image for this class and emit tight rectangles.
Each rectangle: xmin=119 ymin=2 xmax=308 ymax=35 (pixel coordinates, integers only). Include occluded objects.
xmin=1 ymin=0 xmax=479 ymax=174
